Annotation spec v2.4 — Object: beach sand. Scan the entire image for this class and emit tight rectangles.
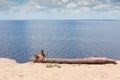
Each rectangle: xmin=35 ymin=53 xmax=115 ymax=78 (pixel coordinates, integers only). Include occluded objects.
xmin=0 ymin=58 xmax=120 ymax=80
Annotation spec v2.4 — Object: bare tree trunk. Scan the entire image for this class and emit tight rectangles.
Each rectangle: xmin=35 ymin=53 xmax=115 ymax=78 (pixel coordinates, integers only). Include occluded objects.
xmin=31 ymin=55 xmax=117 ymax=64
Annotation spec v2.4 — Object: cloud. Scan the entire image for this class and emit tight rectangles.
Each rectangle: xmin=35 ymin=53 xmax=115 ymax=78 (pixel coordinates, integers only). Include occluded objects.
xmin=111 ymin=0 xmax=120 ymax=3
xmin=52 ymin=0 xmax=63 ymax=6
xmin=62 ymin=0 xmax=69 ymax=3
xmin=0 ymin=0 xmax=120 ymax=19
xmin=0 ymin=0 xmax=13 ymax=5
xmin=93 ymin=4 xmax=111 ymax=11
xmin=67 ymin=2 xmax=77 ymax=8
xmin=22 ymin=1 xmax=43 ymax=11
xmin=77 ymin=0 xmax=92 ymax=6
xmin=28 ymin=0 xmax=53 ymax=7
xmin=75 ymin=7 xmax=91 ymax=13
xmin=0 ymin=0 xmax=48 ymax=14
xmin=0 ymin=0 xmax=14 ymax=11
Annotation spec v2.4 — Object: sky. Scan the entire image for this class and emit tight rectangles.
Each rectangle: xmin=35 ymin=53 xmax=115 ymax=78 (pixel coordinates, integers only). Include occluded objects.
xmin=0 ymin=0 xmax=120 ymax=20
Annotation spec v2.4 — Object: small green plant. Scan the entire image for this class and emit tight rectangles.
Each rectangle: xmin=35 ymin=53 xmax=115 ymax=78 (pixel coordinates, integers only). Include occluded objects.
xmin=46 ymin=63 xmax=61 ymax=68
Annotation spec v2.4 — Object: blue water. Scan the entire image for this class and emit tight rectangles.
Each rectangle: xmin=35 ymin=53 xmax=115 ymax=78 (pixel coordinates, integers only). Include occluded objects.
xmin=0 ymin=20 xmax=120 ymax=63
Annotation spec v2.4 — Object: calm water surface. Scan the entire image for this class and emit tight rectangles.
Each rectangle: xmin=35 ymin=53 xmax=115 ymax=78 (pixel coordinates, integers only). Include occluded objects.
xmin=0 ymin=20 xmax=120 ymax=63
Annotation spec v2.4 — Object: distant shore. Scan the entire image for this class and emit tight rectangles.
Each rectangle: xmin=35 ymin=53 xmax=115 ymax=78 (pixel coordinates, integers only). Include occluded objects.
xmin=0 ymin=58 xmax=120 ymax=80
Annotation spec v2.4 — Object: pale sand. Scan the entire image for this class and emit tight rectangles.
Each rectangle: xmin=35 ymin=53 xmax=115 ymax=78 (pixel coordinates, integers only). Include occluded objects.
xmin=0 ymin=58 xmax=120 ymax=80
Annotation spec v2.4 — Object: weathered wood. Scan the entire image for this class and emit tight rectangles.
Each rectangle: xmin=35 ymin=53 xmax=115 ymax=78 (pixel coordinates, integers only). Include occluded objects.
xmin=31 ymin=54 xmax=117 ymax=64
xmin=43 ymin=57 xmax=117 ymax=64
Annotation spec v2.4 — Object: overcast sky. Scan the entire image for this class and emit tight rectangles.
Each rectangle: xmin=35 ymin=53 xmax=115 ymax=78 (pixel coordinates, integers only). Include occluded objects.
xmin=0 ymin=0 xmax=120 ymax=19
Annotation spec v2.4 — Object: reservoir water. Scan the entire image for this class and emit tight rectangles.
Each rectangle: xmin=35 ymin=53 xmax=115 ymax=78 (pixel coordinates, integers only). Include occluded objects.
xmin=0 ymin=20 xmax=120 ymax=63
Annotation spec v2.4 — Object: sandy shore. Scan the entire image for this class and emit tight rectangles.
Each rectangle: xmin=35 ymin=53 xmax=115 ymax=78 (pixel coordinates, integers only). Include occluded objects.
xmin=0 ymin=58 xmax=120 ymax=80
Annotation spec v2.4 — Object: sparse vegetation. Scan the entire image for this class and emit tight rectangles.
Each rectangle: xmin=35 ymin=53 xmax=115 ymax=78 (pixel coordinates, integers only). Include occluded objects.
xmin=46 ymin=63 xmax=61 ymax=68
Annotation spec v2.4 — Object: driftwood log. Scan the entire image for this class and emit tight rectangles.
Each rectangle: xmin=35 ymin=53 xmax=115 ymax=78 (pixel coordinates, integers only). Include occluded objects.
xmin=43 ymin=57 xmax=117 ymax=64
xmin=31 ymin=54 xmax=117 ymax=64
